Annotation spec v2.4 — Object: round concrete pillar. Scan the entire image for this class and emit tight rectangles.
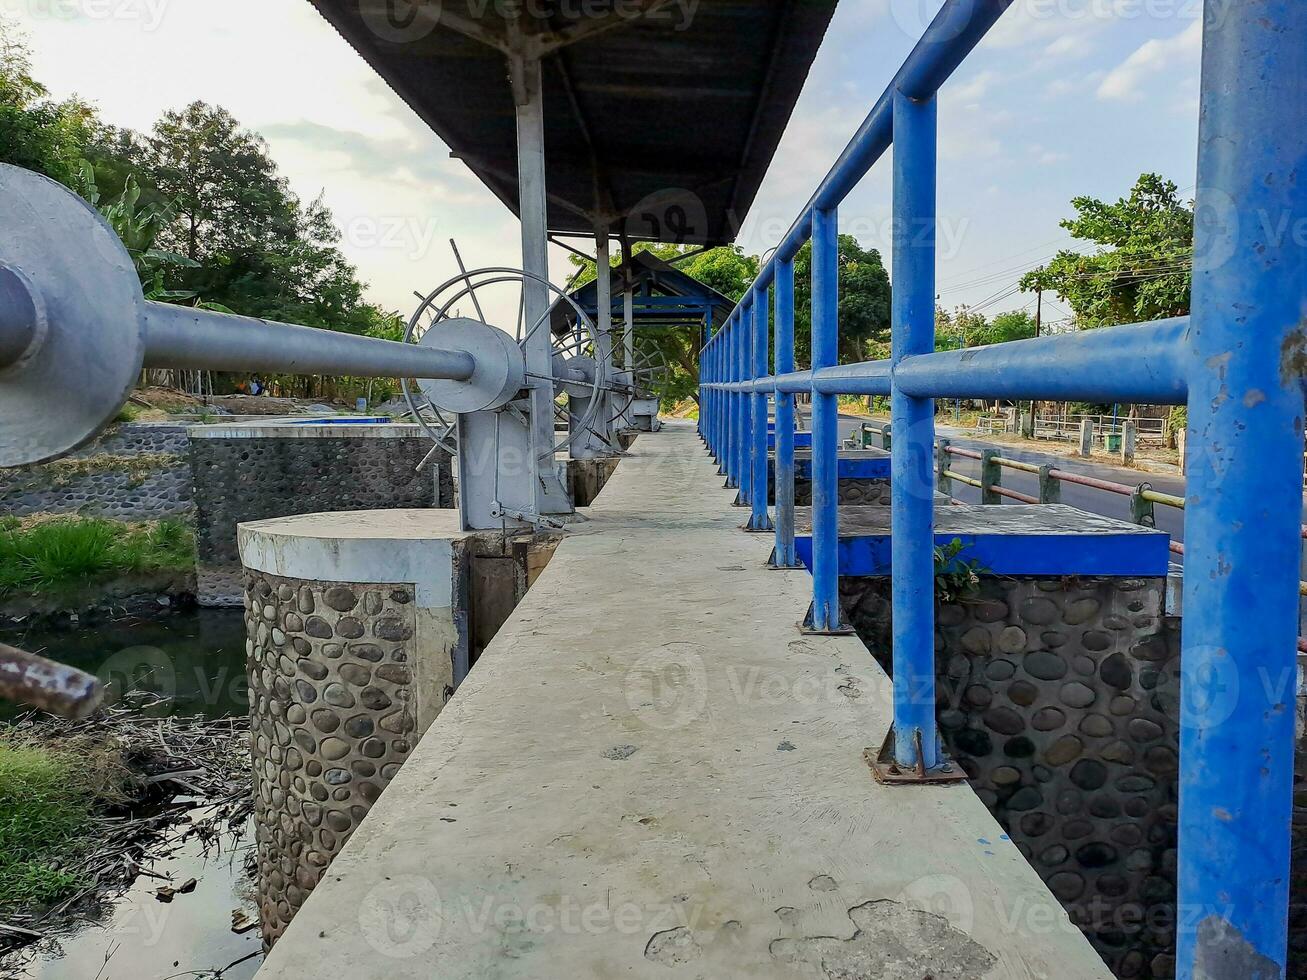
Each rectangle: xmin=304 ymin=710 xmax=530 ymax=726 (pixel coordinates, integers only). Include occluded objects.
xmin=239 ymin=510 xmax=472 ymax=947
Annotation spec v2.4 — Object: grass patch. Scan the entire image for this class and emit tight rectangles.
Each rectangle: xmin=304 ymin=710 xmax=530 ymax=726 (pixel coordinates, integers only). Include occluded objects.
xmin=0 ymin=517 xmax=195 ymax=597
xmin=114 ymin=403 xmax=143 ymax=425
xmin=0 ymin=735 xmax=128 ymax=909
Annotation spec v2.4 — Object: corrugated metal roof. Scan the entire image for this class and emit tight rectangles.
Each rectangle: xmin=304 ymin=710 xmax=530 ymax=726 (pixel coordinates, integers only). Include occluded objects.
xmin=307 ymin=0 xmax=836 ymax=245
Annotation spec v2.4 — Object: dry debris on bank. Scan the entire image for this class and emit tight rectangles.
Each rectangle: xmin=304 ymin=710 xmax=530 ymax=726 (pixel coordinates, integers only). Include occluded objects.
xmin=0 ymin=695 xmax=253 ymax=956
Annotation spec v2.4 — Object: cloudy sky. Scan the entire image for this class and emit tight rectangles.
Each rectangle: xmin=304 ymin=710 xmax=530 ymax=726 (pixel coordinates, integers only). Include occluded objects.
xmin=5 ymin=0 xmax=1203 ymax=329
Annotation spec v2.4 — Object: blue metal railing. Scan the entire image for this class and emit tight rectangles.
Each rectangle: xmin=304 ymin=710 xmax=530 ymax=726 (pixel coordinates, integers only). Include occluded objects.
xmin=697 ymin=2 xmax=1305 ymax=976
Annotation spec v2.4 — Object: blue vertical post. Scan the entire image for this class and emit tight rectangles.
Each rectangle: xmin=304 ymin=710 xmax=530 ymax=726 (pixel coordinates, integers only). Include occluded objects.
xmin=713 ymin=339 xmax=721 ymax=456
xmin=715 ymin=331 xmax=727 ymax=474
xmin=770 ymin=255 xmax=803 ymax=568
xmin=746 ymin=284 xmax=773 ymax=531
xmin=1178 ymin=5 xmax=1306 ymax=976
xmin=716 ymin=327 xmax=726 ymax=473
xmin=703 ymin=336 xmax=713 ymax=450
xmin=735 ymin=295 xmax=754 ymax=506
xmin=724 ymin=318 xmax=739 ymax=487
xmin=803 ymin=208 xmax=848 ymax=633
xmin=889 ymin=88 xmax=940 ymax=770
xmin=700 ymin=324 xmax=711 ymax=444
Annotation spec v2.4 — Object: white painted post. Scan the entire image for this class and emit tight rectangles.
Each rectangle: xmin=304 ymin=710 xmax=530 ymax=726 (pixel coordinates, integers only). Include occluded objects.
xmin=1121 ymin=420 xmax=1137 ymax=466
xmin=1079 ymin=418 xmax=1094 ymax=458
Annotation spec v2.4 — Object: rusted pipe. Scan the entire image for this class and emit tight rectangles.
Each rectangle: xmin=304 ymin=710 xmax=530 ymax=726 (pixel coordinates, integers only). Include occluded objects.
xmin=0 ymin=642 xmax=103 ymax=719
xmin=1046 ymin=469 xmax=1134 ymax=496
xmin=992 ymin=485 xmax=1040 ymax=505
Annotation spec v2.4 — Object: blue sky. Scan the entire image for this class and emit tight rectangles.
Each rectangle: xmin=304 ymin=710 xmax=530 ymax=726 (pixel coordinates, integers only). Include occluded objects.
xmin=5 ymin=0 xmax=1203 ymax=328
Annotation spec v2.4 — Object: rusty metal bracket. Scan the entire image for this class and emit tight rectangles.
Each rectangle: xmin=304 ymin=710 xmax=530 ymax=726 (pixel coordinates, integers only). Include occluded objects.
xmin=865 ymin=728 xmax=969 ymax=786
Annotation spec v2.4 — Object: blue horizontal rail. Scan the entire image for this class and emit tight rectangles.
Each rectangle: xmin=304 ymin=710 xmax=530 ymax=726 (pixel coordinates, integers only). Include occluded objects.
xmin=698 ymin=1 xmax=1306 ymax=975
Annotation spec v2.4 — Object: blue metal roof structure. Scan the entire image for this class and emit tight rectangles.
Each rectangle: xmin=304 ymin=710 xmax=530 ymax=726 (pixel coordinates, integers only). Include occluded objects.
xmin=549 ymin=250 xmax=734 ymax=342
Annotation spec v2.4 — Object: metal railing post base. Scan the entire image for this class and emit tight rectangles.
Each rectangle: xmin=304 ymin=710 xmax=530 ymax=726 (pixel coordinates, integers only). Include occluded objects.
xmin=866 ymin=730 xmax=968 ymax=786
xmin=798 ymin=602 xmax=854 ymax=636
xmin=766 ymin=549 xmax=806 ymax=571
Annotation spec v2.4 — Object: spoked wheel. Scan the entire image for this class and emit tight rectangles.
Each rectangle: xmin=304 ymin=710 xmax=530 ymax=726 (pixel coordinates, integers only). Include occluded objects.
xmin=607 ymin=335 xmax=671 ymax=427
xmin=400 ymin=260 xmax=608 ymax=457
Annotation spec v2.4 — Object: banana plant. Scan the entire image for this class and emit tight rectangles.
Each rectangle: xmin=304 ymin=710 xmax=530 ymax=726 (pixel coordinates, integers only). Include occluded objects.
xmin=76 ymin=162 xmax=200 ymax=303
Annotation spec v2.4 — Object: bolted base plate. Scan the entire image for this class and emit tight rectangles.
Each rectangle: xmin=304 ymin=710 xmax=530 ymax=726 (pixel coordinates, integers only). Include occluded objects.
xmin=865 ymin=729 xmax=969 ymax=787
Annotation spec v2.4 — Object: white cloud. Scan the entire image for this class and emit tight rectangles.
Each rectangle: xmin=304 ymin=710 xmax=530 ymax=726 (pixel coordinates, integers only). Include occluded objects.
xmin=950 ymin=69 xmax=999 ymax=104
xmin=1096 ymin=19 xmax=1201 ymax=101
xmin=1043 ymin=34 xmax=1093 ymax=60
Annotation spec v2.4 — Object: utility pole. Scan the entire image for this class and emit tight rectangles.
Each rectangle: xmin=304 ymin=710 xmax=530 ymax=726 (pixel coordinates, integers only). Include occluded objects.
xmin=1025 ymin=287 xmax=1042 ymax=437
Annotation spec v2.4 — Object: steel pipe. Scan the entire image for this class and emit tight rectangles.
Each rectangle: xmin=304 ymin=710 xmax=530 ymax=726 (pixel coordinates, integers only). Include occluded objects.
xmin=698 ymin=0 xmax=1014 ymax=342
xmin=1177 ymin=4 xmax=1306 ymax=974
xmin=804 ymin=207 xmax=847 ymax=634
xmin=747 ymin=284 xmax=773 ymax=532
xmin=771 ymin=255 xmax=802 ymax=568
xmin=894 ymin=317 xmax=1188 ymax=403
xmin=812 ymin=360 xmax=891 ymax=396
xmin=889 ymin=87 xmax=940 ymax=771
xmin=774 ymin=370 xmax=814 ymax=394
xmin=142 ymin=302 xmax=476 ymax=381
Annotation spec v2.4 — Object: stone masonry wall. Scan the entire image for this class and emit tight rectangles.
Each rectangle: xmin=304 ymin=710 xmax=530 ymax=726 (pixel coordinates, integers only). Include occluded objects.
xmin=193 ymin=435 xmax=452 ymax=605
xmin=843 ymin=575 xmax=1180 ymax=979
xmin=246 ymin=571 xmax=421 ymax=948
xmin=766 ymin=471 xmax=890 ymax=507
xmin=0 ymin=423 xmax=192 ymax=520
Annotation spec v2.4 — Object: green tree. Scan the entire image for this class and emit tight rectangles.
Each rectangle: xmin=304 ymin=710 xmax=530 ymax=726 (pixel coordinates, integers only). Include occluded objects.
xmin=793 ymin=234 xmax=892 ymax=366
xmin=1020 ymin=173 xmax=1193 ymax=327
xmin=972 ymin=309 xmax=1038 ymax=346
xmin=567 ymin=243 xmax=758 ymax=405
xmin=0 ymin=19 xmax=96 ymax=186
xmin=933 ymin=305 xmax=989 ymax=352
xmin=75 ymin=163 xmax=199 ymax=302
xmin=142 ymin=102 xmax=392 ymax=339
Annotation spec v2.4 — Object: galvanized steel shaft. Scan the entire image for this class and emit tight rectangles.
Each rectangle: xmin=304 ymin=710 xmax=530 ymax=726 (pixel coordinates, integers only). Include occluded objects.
xmin=142 ymin=301 xmax=477 ymax=382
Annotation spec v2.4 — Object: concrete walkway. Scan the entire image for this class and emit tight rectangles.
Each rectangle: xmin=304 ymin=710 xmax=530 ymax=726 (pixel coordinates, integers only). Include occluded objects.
xmin=258 ymin=422 xmax=1110 ymax=979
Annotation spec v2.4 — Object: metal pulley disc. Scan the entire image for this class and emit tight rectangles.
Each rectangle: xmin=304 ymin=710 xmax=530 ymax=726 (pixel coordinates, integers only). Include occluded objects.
xmin=0 ymin=165 xmax=146 ymax=466
xmin=416 ymin=316 xmax=524 ymax=413
xmin=555 ymin=353 xmax=599 ymax=400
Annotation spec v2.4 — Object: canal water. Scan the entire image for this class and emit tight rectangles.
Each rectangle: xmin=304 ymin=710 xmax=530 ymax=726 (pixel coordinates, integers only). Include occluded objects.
xmin=1 ymin=608 xmax=265 ymax=980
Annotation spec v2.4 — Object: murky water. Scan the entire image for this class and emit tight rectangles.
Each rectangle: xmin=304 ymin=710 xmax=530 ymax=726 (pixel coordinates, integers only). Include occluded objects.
xmin=1 ymin=609 xmax=264 ymax=979
xmin=2 ymin=608 xmax=249 ymax=720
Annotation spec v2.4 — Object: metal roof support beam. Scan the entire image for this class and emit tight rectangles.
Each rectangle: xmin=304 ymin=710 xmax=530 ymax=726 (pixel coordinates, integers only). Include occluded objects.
xmin=568 ymin=226 xmax=620 ymax=458
xmin=508 ymin=39 xmax=573 ymax=515
xmin=536 ymin=0 xmax=680 ymax=56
